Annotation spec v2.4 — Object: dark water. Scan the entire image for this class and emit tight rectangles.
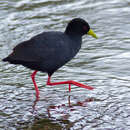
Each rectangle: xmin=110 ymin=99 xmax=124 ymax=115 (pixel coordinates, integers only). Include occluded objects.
xmin=0 ymin=0 xmax=130 ymax=129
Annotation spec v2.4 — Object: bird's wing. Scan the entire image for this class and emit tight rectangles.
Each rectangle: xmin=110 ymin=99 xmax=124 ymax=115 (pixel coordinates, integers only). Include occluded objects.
xmin=9 ymin=39 xmax=41 ymax=62
xmin=9 ymin=34 xmax=58 ymax=63
xmin=8 ymin=32 xmax=71 ymax=65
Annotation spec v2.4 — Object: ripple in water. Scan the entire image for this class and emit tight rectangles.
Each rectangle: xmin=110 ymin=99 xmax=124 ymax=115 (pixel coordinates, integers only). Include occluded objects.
xmin=0 ymin=0 xmax=130 ymax=129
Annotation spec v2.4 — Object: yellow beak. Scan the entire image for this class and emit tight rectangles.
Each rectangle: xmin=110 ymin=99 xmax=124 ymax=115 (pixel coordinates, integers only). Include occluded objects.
xmin=87 ymin=29 xmax=98 ymax=39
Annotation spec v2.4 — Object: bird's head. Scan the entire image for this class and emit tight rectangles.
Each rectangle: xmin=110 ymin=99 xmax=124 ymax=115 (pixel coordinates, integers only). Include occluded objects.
xmin=65 ymin=18 xmax=98 ymax=39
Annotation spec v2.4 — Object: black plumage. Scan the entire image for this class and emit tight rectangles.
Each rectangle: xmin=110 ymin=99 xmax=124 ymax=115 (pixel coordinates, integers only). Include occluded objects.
xmin=3 ymin=18 xmax=97 ymax=96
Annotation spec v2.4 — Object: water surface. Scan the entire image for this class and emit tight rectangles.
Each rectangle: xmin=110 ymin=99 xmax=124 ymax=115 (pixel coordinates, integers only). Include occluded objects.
xmin=0 ymin=0 xmax=130 ymax=129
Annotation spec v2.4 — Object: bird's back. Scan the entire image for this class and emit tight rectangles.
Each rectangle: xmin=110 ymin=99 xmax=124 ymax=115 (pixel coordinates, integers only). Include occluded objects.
xmin=3 ymin=31 xmax=82 ymax=74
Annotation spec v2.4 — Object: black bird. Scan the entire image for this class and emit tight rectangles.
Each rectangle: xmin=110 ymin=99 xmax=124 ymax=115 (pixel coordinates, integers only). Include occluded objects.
xmin=3 ymin=18 xmax=97 ymax=97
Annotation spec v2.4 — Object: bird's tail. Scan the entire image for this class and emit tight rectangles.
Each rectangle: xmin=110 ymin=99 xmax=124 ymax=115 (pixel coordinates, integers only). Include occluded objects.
xmin=2 ymin=57 xmax=10 ymax=62
xmin=2 ymin=53 xmax=24 ymax=65
xmin=2 ymin=53 xmax=15 ymax=63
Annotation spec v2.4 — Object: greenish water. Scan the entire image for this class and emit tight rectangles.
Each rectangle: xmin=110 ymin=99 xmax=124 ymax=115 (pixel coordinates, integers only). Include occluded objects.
xmin=0 ymin=0 xmax=130 ymax=129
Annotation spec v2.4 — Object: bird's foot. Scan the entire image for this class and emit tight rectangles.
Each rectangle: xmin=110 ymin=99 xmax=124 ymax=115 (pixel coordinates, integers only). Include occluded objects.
xmin=47 ymin=80 xmax=94 ymax=92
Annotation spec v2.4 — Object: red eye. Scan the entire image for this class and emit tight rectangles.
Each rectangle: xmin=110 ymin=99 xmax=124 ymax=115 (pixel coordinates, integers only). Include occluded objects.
xmin=83 ymin=26 xmax=87 ymax=30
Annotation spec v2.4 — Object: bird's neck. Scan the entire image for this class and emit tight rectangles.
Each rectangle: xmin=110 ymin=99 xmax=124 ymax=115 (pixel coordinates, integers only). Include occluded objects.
xmin=69 ymin=34 xmax=82 ymax=53
xmin=68 ymin=33 xmax=82 ymax=43
xmin=64 ymin=32 xmax=82 ymax=49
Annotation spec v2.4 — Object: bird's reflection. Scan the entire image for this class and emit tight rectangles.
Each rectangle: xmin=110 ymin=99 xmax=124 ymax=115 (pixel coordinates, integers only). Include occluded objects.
xmin=31 ymin=95 xmax=40 ymax=115
xmin=31 ymin=94 xmax=94 ymax=117
xmin=47 ymin=96 xmax=94 ymax=118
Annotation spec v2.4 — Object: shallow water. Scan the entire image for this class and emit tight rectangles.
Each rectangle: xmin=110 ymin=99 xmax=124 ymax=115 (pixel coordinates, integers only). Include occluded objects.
xmin=0 ymin=0 xmax=130 ymax=129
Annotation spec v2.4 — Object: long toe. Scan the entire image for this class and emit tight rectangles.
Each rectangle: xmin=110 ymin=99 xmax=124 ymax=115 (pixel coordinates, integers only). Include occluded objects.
xmin=70 ymin=81 xmax=94 ymax=90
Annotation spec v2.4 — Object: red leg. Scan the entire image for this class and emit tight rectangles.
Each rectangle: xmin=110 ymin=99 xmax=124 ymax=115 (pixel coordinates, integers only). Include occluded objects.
xmin=31 ymin=70 xmax=39 ymax=97
xmin=69 ymin=83 xmax=71 ymax=92
xmin=47 ymin=76 xmax=94 ymax=91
